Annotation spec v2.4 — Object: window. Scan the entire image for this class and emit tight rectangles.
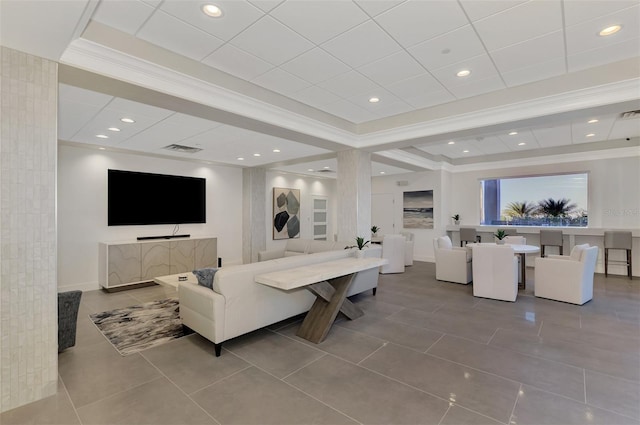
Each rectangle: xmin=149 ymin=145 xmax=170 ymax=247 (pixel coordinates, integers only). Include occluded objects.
xmin=480 ymin=173 xmax=588 ymax=227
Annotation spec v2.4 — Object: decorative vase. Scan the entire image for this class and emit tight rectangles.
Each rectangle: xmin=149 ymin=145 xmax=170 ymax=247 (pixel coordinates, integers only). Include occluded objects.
xmin=356 ymin=250 xmax=365 ymax=259
xmin=454 ymin=220 xmax=460 ymax=225
xmin=496 ymin=240 xmax=505 ymax=245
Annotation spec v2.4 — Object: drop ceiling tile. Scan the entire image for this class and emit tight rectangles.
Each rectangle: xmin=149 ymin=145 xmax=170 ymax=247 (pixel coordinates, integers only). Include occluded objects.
xmin=58 ymin=84 xmax=113 ymax=107
xmin=160 ymin=0 xmax=265 ymax=41
xmin=230 ymin=16 xmax=314 ymax=65
xmin=448 ymin=75 xmax=506 ymax=99
xmin=571 ymin=118 xmax=616 ymax=142
xmin=251 ymin=68 xmax=311 ymax=96
xmin=563 ymin=0 xmax=638 ymax=27
xmin=166 ymin=112 xmax=222 ymax=134
xmin=386 ymin=72 xmax=446 ymax=99
xmin=118 ymin=116 xmax=212 ymax=150
xmin=141 ymin=0 xmax=162 ymax=6
xmin=498 ymin=130 xmax=540 ymax=151
xmin=491 ymin=30 xmax=565 ymax=73
xmin=346 ymin=88 xmax=411 ymax=115
xmin=404 ymin=89 xmax=456 ymax=110
xmin=532 ymin=126 xmax=572 ymax=148
xmin=357 ymin=51 xmax=425 ymax=87
xmin=248 ymin=0 xmax=283 ymax=13
xmin=608 ymin=118 xmax=640 ymax=140
xmin=270 ymin=0 xmax=369 ymax=44
xmin=58 ymin=100 xmax=103 ymax=141
xmin=280 ymin=48 xmax=351 ymax=84
xmin=472 ymin=136 xmax=511 ymax=154
xmin=458 ymin=0 xmax=526 ymax=22
xmin=501 ymin=57 xmax=566 ymax=87
xmin=290 ymin=85 xmax=342 ymax=108
xmin=565 ymin=5 xmax=640 ymax=55
xmin=408 ymin=25 xmax=486 ymax=71
xmin=201 ymin=44 xmax=274 ymax=81
xmin=374 ymin=0 xmax=468 ymax=47
xmin=137 ymin=10 xmax=224 ymax=61
xmin=354 ymin=0 xmax=404 ymax=17
xmin=321 ymin=20 xmax=401 ymax=68
xmin=473 ymin=0 xmax=562 ymax=51
xmin=415 ymin=143 xmax=449 ymax=156
xmin=316 ymin=70 xmax=379 ymax=98
xmin=320 ymin=99 xmax=378 ymax=123
xmin=107 ymin=98 xmax=175 ymax=121
xmin=431 ymin=54 xmax=500 ymax=88
xmin=567 ymin=37 xmax=640 ymax=72
xmin=92 ymin=0 xmax=155 ymax=35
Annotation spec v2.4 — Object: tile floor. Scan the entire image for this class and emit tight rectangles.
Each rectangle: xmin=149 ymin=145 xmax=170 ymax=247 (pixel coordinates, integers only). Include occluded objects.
xmin=2 ymin=262 xmax=639 ymax=425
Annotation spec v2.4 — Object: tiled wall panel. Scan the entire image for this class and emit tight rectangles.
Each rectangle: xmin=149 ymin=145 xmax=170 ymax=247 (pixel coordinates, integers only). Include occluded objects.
xmin=0 ymin=47 xmax=58 ymax=412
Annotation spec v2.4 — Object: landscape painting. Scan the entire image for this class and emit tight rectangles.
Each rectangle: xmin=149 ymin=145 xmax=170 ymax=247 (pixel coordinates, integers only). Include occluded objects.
xmin=273 ymin=187 xmax=301 ymax=240
xmin=403 ymin=190 xmax=434 ymax=229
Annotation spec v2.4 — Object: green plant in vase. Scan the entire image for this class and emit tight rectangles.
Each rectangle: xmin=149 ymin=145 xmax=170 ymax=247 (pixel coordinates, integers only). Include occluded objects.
xmin=494 ymin=229 xmax=507 ymax=244
xmin=371 ymin=225 xmax=380 ymax=237
xmin=451 ymin=214 xmax=460 ymax=225
xmin=345 ymin=237 xmax=370 ymax=257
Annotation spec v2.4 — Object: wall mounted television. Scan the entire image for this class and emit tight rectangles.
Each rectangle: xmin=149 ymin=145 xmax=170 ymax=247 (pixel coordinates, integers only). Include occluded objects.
xmin=108 ymin=169 xmax=206 ymax=226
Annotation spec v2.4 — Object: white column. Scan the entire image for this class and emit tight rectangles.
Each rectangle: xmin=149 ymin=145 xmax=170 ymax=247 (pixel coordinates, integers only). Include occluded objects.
xmin=0 ymin=47 xmax=58 ymax=412
xmin=337 ymin=150 xmax=372 ymax=242
xmin=242 ymin=167 xmax=266 ymax=264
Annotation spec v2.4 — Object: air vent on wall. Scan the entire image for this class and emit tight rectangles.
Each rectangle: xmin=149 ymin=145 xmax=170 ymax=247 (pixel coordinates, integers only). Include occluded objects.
xmin=163 ymin=144 xmax=202 ymax=154
xmin=620 ymin=110 xmax=640 ymax=120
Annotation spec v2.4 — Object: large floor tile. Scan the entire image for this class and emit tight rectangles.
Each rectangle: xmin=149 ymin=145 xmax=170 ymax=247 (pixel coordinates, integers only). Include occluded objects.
xmin=440 ymin=405 xmax=504 ymax=425
xmin=585 ymin=370 xmax=640 ymax=420
xmin=540 ymin=322 xmax=640 ymax=356
xmin=191 ymin=366 xmax=357 ymax=425
xmin=223 ymin=329 xmax=325 ymax=378
xmin=80 ymin=290 xmax=141 ymax=314
xmin=0 ymin=379 xmax=80 ymax=425
xmin=76 ymin=377 xmax=216 ymax=425
xmin=489 ymin=327 xmax=640 ymax=381
xmin=428 ymin=335 xmax=585 ymax=401
xmin=580 ymin=314 xmax=640 ymax=340
xmin=374 ymin=290 xmax=443 ymax=313
xmin=336 ymin=315 xmax=444 ymax=352
xmin=277 ymin=321 xmax=384 ymax=364
xmin=141 ymin=334 xmax=250 ymax=394
xmin=285 ymin=355 xmax=449 ymax=424
xmin=362 ymin=343 xmax=520 ymax=423
xmin=512 ymin=384 xmax=637 ymax=425
xmin=58 ymin=341 xmax=161 ymax=408
xmin=350 ymin=296 xmax=406 ymax=317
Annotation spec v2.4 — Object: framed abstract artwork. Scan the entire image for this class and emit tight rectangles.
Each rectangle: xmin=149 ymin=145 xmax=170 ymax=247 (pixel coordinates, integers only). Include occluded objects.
xmin=403 ymin=190 xmax=434 ymax=229
xmin=273 ymin=187 xmax=301 ymax=239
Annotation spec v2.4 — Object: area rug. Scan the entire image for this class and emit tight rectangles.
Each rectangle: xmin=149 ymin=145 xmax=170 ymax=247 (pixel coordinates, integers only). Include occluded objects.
xmin=90 ymin=298 xmax=192 ymax=356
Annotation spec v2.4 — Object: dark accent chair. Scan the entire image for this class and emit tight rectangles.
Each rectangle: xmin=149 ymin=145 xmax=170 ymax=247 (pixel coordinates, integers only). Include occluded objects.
xmin=58 ymin=290 xmax=82 ymax=352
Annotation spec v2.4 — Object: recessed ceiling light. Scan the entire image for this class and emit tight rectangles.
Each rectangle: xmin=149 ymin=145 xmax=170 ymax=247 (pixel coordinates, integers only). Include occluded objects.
xmin=448 ymin=141 xmax=455 ymax=145
xmin=107 ymin=127 xmax=120 ymax=132
xmin=588 ymin=119 xmax=599 ymax=124
xmin=308 ymin=168 xmax=314 ymax=172
xmin=463 ymin=150 xmax=470 ymax=153
xmin=96 ymin=134 xmax=108 ymax=139
xmin=586 ymin=133 xmax=595 ymax=137
xmin=253 ymin=153 xmax=261 ymax=157
xmin=518 ymin=142 xmax=526 ymax=146
xmin=273 ymin=149 xmax=280 ymax=153
xmin=380 ymin=171 xmax=386 ymax=174
xmin=120 ymin=118 xmax=135 ymax=123
xmin=456 ymin=69 xmax=471 ymax=77
xmin=508 ymin=131 xmax=518 ymax=136
xmin=369 ymin=97 xmax=380 ymax=103
xmin=98 ymin=147 xmax=106 ymax=150
xmin=323 ymin=166 xmax=330 ymax=169
xmin=202 ymin=4 xmax=223 ymax=17
xmin=237 ymin=157 xmax=244 ymax=161
xmin=599 ymin=25 xmax=621 ymax=36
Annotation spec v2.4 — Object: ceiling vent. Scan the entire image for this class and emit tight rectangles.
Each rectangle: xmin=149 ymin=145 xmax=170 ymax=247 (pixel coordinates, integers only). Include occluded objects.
xmin=620 ymin=110 xmax=640 ymax=120
xmin=163 ymin=144 xmax=202 ymax=153
xmin=317 ymin=169 xmax=335 ymax=173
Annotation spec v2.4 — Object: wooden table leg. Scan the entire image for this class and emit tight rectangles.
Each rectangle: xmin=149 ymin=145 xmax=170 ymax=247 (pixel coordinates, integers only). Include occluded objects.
xmin=297 ymin=273 xmax=363 ymax=343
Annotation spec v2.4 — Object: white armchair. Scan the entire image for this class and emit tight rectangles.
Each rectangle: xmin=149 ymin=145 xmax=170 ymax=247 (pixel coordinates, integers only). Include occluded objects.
xmin=471 ymin=244 xmax=518 ymax=302
xmin=433 ymin=236 xmax=472 ymax=284
xmin=503 ymin=236 xmax=526 ymax=245
xmin=400 ymin=231 xmax=415 ymax=266
xmin=534 ymin=245 xmax=598 ymax=305
xmin=380 ymin=234 xmax=406 ymax=274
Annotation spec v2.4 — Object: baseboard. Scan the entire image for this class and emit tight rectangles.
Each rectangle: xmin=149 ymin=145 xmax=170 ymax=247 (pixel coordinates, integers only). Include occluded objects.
xmin=58 ymin=281 xmax=101 ymax=293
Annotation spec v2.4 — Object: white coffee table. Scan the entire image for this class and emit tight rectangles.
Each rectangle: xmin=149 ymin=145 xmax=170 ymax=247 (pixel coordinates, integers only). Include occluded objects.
xmin=154 ymin=272 xmax=197 ymax=290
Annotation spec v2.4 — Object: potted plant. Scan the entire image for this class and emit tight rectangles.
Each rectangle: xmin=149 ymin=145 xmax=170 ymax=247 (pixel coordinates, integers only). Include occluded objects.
xmin=345 ymin=237 xmax=370 ymax=258
xmin=494 ymin=229 xmax=507 ymax=244
xmin=371 ymin=225 xmax=380 ymax=238
xmin=452 ymin=214 xmax=460 ymax=225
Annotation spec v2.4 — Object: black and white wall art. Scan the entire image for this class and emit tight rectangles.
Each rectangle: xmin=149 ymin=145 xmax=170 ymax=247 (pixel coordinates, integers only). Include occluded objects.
xmin=273 ymin=187 xmax=301 ymax=239
xmin=403 ymin=190 xmax=434 ymax=229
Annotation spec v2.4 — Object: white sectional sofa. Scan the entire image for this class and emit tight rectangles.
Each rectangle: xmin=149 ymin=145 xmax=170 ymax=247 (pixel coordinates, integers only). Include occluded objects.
xmin=257 ymin=238 xmax=351 ymax=261
xmin=179 ymin=245 xmax=382 ymax=356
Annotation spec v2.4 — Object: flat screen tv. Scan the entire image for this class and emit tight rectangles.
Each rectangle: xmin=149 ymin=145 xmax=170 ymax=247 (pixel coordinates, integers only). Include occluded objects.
xmin=108 ymin=169 xmax=206 ymax=226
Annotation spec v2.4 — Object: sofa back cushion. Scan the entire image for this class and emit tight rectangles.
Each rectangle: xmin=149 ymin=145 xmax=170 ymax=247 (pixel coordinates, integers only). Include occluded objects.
xmin=308 ymin=240 xmax=337 ymax=253
xmin=285 ymin=239 xmax=309 ymax=254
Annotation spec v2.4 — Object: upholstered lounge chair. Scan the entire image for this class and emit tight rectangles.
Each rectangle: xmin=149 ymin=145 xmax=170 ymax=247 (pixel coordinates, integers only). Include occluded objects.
xmin=433 ymin=236 xmax=472 ymax=284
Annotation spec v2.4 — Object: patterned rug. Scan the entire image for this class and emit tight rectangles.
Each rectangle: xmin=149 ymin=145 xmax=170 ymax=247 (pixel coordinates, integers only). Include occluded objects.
xmin=90 ymin=298 xmax=192 ymax=356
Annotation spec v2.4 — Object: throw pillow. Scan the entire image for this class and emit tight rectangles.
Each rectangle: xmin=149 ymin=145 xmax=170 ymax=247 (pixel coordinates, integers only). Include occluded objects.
xmin=192 ymin=268 xmax=219 ymax=290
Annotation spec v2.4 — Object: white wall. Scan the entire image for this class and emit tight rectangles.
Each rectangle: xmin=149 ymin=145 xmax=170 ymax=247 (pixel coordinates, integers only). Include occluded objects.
xmin=265 ymin=172 xmax=337 ymax=251
xmin=57 ymin=145 xmax=243 ymax=291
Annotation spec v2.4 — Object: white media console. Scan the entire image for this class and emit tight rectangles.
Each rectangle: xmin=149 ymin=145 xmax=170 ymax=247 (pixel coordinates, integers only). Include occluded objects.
xmin=98 ymin=236 xmax=217 ymax=290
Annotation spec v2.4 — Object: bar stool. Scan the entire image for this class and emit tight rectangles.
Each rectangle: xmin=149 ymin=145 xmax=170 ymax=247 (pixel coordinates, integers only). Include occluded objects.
xmin=460 ymin=227 xmax=481 ymax=247
xmin=540 ymin=229 xmax=563 ymax=257
xmin=604 ymin=231 xmax=633 ymax=279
